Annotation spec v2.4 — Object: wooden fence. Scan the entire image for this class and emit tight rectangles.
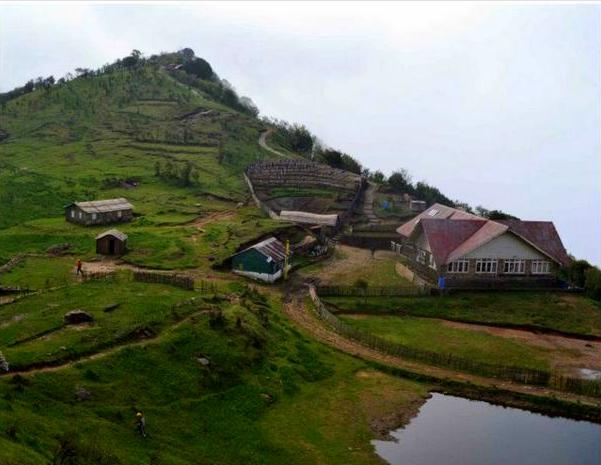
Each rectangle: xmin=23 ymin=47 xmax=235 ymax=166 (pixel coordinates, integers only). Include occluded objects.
xmin=133 ymin=271 xmax=195 ymax=290
xmin=316 ymin=285 xmax=432 ymax=297
xmin=308 ymin=286 xmax=601 ymax=398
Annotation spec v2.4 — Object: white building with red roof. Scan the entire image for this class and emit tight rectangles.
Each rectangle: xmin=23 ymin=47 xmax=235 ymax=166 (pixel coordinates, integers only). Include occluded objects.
xmin=393 ymin=204 xmax=571 ymax=288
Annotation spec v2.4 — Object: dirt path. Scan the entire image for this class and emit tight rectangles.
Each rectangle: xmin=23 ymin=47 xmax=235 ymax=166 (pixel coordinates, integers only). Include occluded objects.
xmin=298 ymin=245 xmax=401 ymax=284
xmin=361 ymin=182 xmax=380 ymax=224
xmin=258 ymin=128 xmax=286 ymax=157
xmin=440 ymin=319 xmax=601 ymax=376
xmin=283 ymin=291 xmax=600 ymax=406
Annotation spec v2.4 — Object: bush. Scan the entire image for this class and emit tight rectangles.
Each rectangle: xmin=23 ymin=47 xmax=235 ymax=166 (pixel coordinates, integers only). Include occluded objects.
xmin=584 ymin=267 xmax=601 ymax=301
xmin=559 ymin=259 xmax=592 ymax=288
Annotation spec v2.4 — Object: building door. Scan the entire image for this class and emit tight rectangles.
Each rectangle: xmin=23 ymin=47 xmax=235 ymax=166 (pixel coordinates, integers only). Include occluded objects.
xmin=108 ymin=238 xmax=116 ymax=255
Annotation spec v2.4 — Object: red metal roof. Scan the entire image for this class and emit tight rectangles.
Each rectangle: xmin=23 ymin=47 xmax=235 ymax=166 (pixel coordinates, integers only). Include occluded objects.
xmin=496 ymin=220 xmax=571 ymax=267
xmin=419 ymin=219 xmax=487 ymax=265
xmin=397 ymin=203 xmax=480 ymax=237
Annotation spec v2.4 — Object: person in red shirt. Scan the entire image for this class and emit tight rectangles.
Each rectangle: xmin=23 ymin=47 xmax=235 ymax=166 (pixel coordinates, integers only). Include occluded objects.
xmin=76 ymin=259 xmax=83 ymax=275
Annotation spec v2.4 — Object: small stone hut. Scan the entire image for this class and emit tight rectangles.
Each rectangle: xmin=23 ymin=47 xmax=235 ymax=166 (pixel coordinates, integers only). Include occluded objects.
xmin=96 ymin=229 xmax=128 ymax=255
xmin=65 ymin=198 xmax=134 ymax=226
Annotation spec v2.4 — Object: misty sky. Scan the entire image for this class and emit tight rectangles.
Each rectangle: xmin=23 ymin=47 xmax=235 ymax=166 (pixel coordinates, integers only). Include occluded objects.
xmin=1 ymin=2 xmax=599 ymax=265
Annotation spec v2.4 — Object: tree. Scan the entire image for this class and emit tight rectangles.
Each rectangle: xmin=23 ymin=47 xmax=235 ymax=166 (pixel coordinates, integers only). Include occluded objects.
xmin=414 ymin=181 xmax=453 ymax=207
xmin=179 ymin=47 xmax=196 ymax=62
xmin=559 ymin=259 xmax=592 ymax=288
xmin=584 ymin=267 xmax=601 ymax=301
xmin=369 ymin=170 xmax=386 ymax=184
xmin=388 ymin=169 xmax=414 ymax=194
xmin=183 ymin=57 xmax=214 ymax=80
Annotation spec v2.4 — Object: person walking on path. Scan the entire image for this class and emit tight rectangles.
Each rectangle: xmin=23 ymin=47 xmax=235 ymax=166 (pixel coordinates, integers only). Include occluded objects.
xmin=75 ymin=259 xmax=83 ymax=276
xmin=136 ymin=412 xmax=147 ymax=438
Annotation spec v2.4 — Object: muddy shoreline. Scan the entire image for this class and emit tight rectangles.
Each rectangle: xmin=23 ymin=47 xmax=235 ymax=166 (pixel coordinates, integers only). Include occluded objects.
xmin=371 ymin=394 xmax=431 ymax=441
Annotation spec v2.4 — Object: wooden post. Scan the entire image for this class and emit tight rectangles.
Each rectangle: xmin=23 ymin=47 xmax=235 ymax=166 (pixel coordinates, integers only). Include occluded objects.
xmin=284 ymin=240 xmax=290 ymax=280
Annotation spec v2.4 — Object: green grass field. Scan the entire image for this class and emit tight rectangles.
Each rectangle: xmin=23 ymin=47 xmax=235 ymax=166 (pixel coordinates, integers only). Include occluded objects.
xmin=0 ymin=277 xmax=430 ymax=465
xmin=339 ymin=315 xmax=556 ymax=370
xmin=323 ymin=292 xmax=601 ymax=337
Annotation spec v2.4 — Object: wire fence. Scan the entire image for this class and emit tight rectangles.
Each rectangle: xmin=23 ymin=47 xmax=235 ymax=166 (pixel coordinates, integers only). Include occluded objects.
xmin=133 ymin=271 xmax=195 ymax=290
xmin=308 ymin=286 xmax=601 ymax=398
xmin=316 ymin=285 xmax=432 ymax=297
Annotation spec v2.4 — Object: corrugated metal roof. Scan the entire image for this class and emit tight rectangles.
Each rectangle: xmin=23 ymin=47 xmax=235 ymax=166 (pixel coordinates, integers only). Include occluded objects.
xmin=397 ymin=203 xmax=480 ymax=237
xmin=95 ymin=229 xmax=128 ymax=241
xmin=497 ymin=220 xmax=571 ymax=267
xmin=237 ymin=237 xmax=287 ymax=263
xmin=445 ymin=220 xmax=508 ymax=263
xmin=419 ymin=219 xmax=488 ymax=266
xmin=279 ymin=211 xmax=339 ymax=226
xmin=72 ymin=198 xmax=133 ymax=213
xmin=417 ymin=217 xmax=569 ymax=267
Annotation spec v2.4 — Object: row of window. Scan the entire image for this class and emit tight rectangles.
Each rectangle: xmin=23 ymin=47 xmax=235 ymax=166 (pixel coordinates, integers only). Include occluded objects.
xmin=70 ymin=210 xmax=122 ymax=220
xmin=447 ymin=259 xmax=551 ymax=275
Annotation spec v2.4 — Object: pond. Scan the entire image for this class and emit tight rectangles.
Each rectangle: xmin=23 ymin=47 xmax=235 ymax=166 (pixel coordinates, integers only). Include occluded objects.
xmin=373 ymin=394 xmax=600 ymax=465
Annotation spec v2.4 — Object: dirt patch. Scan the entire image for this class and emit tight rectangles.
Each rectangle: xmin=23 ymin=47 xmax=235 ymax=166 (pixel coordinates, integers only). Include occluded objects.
xmin=192 ymin=211 xmax=235 ymax=229
xmin=370 ymin=397 xmax=429 ymax=440
xmin=355 ymin=369 xmax=431 ymax=440
xmin=441 ymin=320 xmax=601 ymax=376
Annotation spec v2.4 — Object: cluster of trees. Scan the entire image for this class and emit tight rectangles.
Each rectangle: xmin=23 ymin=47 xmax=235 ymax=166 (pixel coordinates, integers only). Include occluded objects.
xmin=367 ymin=167 xmax=517 ymax=217
xmin=0 ymin=75 xmax=56 ymax=105
xmin=154 ymin=160 xmax=200 ymax=187
xmin=320 ymin=149 xmax=362 ymax=175
xmin=559 ymin=259 xmax=601 ymax=301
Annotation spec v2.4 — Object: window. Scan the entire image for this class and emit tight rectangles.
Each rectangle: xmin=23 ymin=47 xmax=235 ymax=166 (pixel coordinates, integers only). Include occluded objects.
xmin=428 ymin=209 xmax=439 ymax=217
xmin=448 ymin=260 xmax=469 ymax=273
xmin=531 ymin=260 xmax=551 ymax=274
xmin=117 ymin=210 xmax=123 ymax=218
xmin=78 ymin=212 xmax=82 ymax=219
xmin=475 ymin=259 xmax=497 ymax=274
xmin=503 ymin=259 xmax=525 ymax=274
xmin=92 ymin=213 xmax=97 ymax=220
xmin=70 ymin=210 xmax=75 ymax=218
xmin=416 ymin=250 xmax=427 ymax=265
xmin=428 ymin=254 xmax=436 ymax=269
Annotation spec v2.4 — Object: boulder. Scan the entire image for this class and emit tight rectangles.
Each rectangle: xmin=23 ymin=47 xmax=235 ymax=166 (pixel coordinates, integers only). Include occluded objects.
xmin=64 ymin=310 xmax=93 ymax=325
xmin=75 ymin=386 xmax=92 ymax=401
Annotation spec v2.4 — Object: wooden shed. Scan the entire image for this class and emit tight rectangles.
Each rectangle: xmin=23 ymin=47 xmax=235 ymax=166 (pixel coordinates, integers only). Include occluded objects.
xmin=231 ymin=237 xmax=289 ymax=283
xmin=96 ymin=229 xmax=128 ymax=255
xmin=66 ymin=198 xmax=134 ymax=226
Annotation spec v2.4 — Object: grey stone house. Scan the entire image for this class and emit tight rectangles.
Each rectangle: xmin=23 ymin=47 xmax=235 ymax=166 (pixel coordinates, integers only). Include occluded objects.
xmin=65 ymin=198 xmax=134 ymax=226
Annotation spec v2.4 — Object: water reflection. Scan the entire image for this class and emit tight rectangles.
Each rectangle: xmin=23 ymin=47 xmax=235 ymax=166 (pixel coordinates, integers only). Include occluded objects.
xmin=373 ymin=393 xmax=600 ymax=465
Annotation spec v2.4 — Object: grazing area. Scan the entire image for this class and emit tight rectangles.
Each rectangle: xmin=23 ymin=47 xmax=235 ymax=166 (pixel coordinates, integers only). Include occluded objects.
xmin=338 ymin=314 xmax=597 ymax=374
xmin=323 ymin=292 xmax=601 ymax=337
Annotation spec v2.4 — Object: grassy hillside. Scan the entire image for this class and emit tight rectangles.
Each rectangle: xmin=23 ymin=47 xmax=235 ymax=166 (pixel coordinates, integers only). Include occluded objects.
xmin=0 ymin=51 xmax=434 ymax=464
xmin=0 ymin=274 xmax=430 ymax=465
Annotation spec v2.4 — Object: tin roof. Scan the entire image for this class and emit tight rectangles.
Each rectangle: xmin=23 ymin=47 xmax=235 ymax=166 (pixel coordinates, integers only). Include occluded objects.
xmin=236 ymin=237 xmax=287 ymax=263
xmin=418 ymin=219 xmax=488 ymax=266
xmin=95 ymin=229 xmax=128 ymax=241
xmin=397 ymin=203 xmax=480 ymax=237
xmin=416 ymin=217 xmax=569 ymax=267
xmin=497 ymin=220 xmax=571 ymax=267
xmin=71 ymin=198 xmax=133 ymax=214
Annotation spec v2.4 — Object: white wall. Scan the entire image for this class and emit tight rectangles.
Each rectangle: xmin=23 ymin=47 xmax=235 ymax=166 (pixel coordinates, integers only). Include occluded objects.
xmin=463 ymin=232 xmax=547 ymax=260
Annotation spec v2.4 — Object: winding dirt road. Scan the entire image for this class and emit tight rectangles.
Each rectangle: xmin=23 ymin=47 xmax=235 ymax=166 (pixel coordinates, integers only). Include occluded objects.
xmin=283 ymin=291 xmax=600 ymax=407
xmin=258 ymin=128 xmax=286 ymax=157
